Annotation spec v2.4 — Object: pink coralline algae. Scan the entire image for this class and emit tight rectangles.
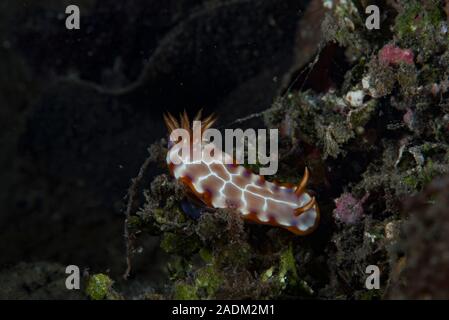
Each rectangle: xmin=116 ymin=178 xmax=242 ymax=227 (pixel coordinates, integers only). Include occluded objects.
xmin=403 ymin=108 xmax=416 ymax=131
xmin=379 ymin=44 xmax=414 ymax=66
xmin=333 ymin=193 xmax=369 ymax=225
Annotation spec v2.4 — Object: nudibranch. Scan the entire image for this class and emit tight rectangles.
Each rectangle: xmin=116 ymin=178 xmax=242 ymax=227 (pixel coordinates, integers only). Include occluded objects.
xmin=163 ymin=111 xmax=320 ymax=235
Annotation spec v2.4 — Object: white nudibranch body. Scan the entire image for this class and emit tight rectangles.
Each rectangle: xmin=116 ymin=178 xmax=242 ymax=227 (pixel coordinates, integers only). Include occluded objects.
xmin=164 ymin=111 xmax=320 ymax=235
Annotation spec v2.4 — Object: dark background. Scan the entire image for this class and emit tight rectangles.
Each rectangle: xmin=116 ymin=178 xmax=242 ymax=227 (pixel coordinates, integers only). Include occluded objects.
xmin=0 ymin=0 xmax=323 ymax=292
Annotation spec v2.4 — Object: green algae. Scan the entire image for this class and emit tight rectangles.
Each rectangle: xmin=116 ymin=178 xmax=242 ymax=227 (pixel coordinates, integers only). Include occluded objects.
xmin=394 ymin=1 xmax=446 ymax=59
xmin=160 ymin=232 xmax=200 ymax=256
xmin=195 ymin=266 xmax=223 ymax=298
xmin=278 ymin=245 xmax=299 ymax=288
xmin=85 ymin=274 xmax=118 ymax=300
xmin=174 ymin=283 xmax=199 ymax=300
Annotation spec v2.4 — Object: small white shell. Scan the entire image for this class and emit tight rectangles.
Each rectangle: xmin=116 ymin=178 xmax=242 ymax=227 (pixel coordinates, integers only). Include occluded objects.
xmin=345 ymin=90 xmax=365 ymax=107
